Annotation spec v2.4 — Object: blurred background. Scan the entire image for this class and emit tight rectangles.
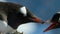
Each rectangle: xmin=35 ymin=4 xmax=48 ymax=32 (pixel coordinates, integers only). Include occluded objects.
xmin=0 ymin=0 xmax=60 ymax=34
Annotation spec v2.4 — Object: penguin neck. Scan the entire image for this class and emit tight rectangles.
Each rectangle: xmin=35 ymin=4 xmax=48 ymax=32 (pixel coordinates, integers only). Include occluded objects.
xmin=8 ymin=14 xmax=20 ymax=29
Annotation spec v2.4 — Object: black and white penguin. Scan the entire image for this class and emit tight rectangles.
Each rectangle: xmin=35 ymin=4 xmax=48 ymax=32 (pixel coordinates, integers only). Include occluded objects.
xmin=44 ymin=12 xmax=60 ymax=32
xmin=0 ymin=2 xmax=44 ymax=33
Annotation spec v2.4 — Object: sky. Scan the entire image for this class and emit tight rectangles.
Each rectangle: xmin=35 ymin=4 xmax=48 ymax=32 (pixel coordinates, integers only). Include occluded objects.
xmin=0 ymin=0 xmax=60 ymax=34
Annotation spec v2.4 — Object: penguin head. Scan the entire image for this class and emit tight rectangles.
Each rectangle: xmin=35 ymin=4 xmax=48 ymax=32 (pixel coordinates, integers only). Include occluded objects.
xmin=17 ymin=6 xmax=44 ymax=23
xmin=0 ymin=2 xmax=45 ymax=29
xmin=51 ymin=12 xmax=60 ymax=23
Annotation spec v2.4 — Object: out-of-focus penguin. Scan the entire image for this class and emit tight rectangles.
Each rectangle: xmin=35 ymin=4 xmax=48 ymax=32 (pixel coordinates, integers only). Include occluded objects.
xmin=44 ymin=12 xmax=60 ymax=32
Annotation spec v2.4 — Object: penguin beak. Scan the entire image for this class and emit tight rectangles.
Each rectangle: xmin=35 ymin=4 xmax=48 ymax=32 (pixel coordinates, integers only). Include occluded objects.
xmin=31 ymin=17 xmax=44 ymax=24
xmin=43 ymin=21 xmax=58 ymax=32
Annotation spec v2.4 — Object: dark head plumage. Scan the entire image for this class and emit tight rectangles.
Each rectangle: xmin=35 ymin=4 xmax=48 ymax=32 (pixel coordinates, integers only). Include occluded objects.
xmin=0 ymin=2 xmax=44 ymax=29
xmin=51 ymin=12 xmax=60 ymax=23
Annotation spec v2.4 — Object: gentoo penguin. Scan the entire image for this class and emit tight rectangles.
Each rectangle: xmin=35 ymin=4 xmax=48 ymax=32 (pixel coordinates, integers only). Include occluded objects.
xmin=44 ymin=12 xmax=60 ymax=32
xmin=0 ymin=2 xmax=44 ymax=33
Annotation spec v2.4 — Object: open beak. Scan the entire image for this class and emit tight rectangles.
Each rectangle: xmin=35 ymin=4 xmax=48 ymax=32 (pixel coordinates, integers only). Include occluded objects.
xmin=31 ymin=17 xmax=44 ymax=24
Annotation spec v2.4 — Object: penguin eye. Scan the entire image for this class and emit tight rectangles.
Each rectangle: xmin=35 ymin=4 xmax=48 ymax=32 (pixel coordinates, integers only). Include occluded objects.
xmin=20 ymin=6 xmax=27 ymax=16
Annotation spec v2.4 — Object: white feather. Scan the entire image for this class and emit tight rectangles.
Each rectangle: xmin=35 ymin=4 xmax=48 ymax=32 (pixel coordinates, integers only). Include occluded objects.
xmin=57 ymin=12 xmax=60 ymax=14
xmin=20 ymin=6 xmax=27 ymax=16
xmin=0 ymin=20 xmax=14 ymax=33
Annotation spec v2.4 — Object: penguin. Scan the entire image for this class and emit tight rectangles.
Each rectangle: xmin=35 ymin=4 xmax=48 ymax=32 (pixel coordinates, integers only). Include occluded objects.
xmin=44 ymin=12 xmax=60 ymax=32
xmin=0 ymin=2 xmax=44 ymax=33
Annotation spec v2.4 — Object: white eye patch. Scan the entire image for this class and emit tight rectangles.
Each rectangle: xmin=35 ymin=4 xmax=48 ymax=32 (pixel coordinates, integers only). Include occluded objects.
xmin=20 ymin=6 xmax=27 ymax=16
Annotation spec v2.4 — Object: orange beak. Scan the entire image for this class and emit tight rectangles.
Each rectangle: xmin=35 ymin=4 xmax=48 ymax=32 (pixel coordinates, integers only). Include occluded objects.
xmin=43 ymin=21 xmax=58 ymax=32
xmin=31 ymin=17 xmax=44 ymax=24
